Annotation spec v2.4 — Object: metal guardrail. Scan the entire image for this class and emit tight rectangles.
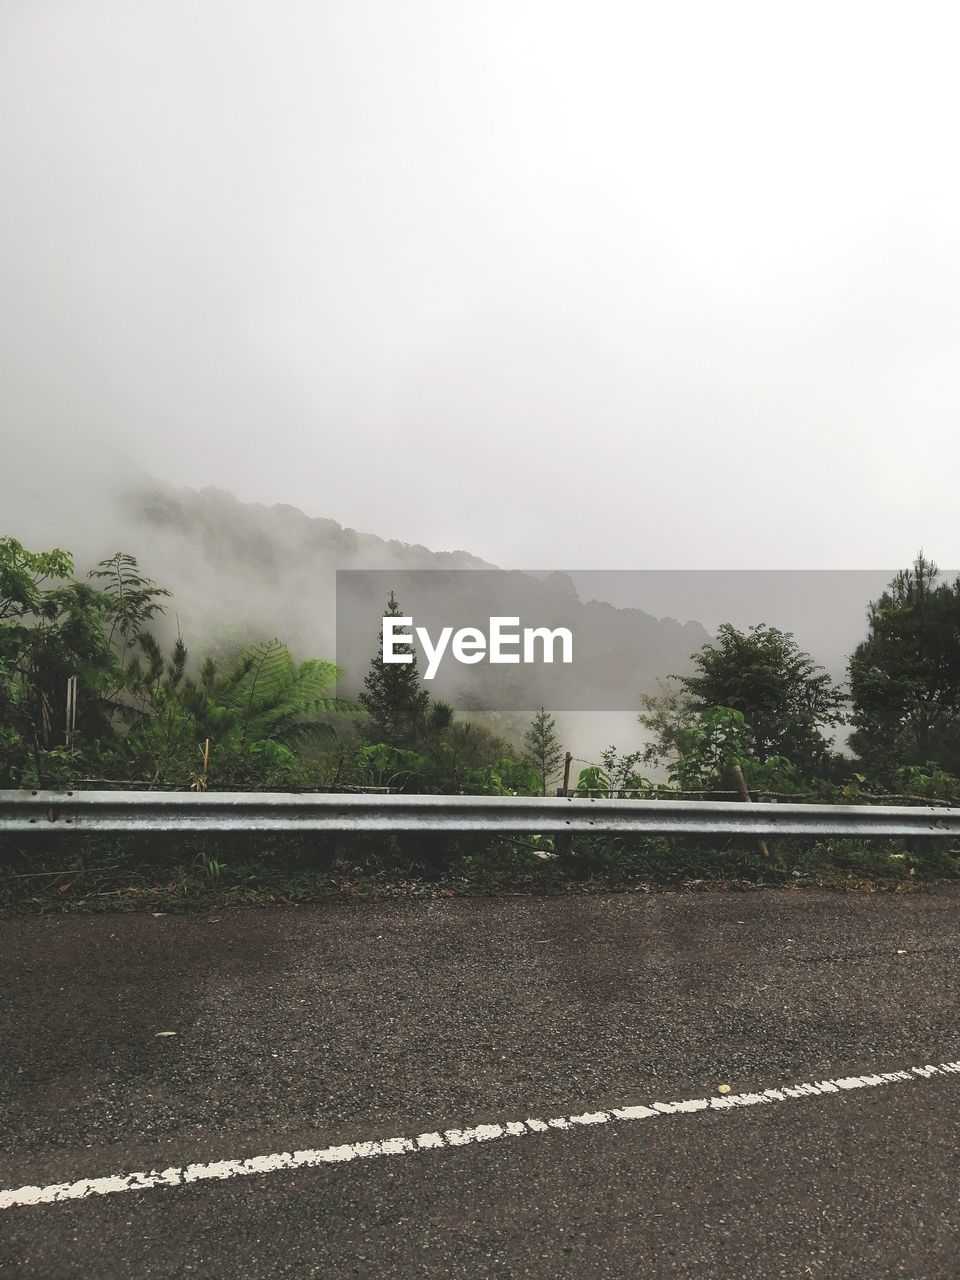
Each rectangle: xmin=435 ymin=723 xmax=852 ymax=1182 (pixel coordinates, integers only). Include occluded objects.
xmin=1 ymin=790 xmax=959 ymax=837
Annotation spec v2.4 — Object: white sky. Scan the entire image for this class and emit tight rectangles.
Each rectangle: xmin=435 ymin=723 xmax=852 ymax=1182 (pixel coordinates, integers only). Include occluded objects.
xmin=2 ymin=0 xmax=959 ymax=568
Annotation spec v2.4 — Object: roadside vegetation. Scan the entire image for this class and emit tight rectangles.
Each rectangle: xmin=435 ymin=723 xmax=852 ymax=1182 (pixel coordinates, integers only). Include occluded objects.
xmin=2 ymin=536 xmax=959 ymax=911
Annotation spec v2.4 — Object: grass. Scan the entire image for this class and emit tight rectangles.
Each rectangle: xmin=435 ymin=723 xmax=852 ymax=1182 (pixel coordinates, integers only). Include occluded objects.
xmin=1 ymin=831 xmax=958 ymax=914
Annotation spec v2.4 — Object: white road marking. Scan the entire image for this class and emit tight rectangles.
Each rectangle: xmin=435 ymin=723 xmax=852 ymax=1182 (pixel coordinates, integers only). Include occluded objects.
xmin=2 ymin=1058 xmax=959 ymax=1211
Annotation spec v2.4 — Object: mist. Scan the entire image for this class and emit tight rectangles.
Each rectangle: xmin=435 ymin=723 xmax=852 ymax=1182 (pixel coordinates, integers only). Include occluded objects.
xmin=2 ymin=1 xmax=959 ymax=573
xmin=0 ymin=1 xmax=956 ymax=762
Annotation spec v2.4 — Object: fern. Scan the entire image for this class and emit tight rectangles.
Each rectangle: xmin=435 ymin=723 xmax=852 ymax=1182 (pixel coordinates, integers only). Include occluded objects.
xmin=182 ymin=639 xmax=355 ymax=758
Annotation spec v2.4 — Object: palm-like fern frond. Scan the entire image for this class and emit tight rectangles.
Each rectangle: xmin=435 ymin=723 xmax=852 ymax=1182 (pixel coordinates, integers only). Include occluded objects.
xmin=195 ymin=639 xmax=355 ymax=750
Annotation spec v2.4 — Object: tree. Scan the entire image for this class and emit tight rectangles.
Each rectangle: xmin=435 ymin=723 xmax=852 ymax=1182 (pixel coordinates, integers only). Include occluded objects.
xmin=358 ymin=592 xmax=430 ymax=746
xmin=849 ymin=555 xmax=960 ymax=779
xmin=678 ymin=623 xmax=844 ymax=773
xmin=637 ymin=679 xmax=699 ymax=770
xmin=89 ymin=552 xmax=170 ymax=668
xmin=0 ymin=538 xmax=119 ymax=783
xmin=524 ymin=706 xmax=563 ymax=795
xmin=113 ymin=632 xmax=195 ymax=783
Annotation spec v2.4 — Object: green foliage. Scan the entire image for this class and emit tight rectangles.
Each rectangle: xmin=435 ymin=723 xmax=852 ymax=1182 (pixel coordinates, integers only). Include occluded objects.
xmin=738 ymin=754 xmax=801 ymax=792
xmin=0 ymin=537 xmax=74 ymax=620
xmin=111 ymin=636 xmax=352 ymax=786
xmin=358 ymin=592 xmax=430 ymax=747
xmin=0 ymin=536 xmax=362 ymax=790
xmin=680 ymin=623 xmax=844 ymax=772
xmin=7 ymin=532 xmax=960 ymax=828
xmin=637 ymin=679 xmax=699 ymax=770
xmin=6 ymin=532 xmax=960 ymax=911
xmin=112 ymin=632 xmax=196 ymax=783
xmin=599 ymin=745 xmax=649 ymax=792
xmin=487 ymin=755 xmax=541 ymax=795
xmin=342 ymin=719 xmax=535 ymax=796
xmin=668 ymin=706 xmax=752 ymax=791
xmin=0 ymin=537 xmax=539 ymax=797
xmin=849 ymin=555 xmax=960 ymax=781
xmin=208 ymin=639 xmax=347 ymax=752
xmin=89 ymin=552 xmax=170 ymax=665
xmin=576 ymin=764 xmax=610 ymax=793
xmin=6 ymin=823 xmax=954 ymax=917
xmin=0 ymin=538 xmax=120 ymax=783
xmin=347 ymin=742 xmax=426 ymax=790
xmin=524 ymin=707 xmax=563 ymax=795
xmin=891 ymin=762 xmax=960 ymax=802
xmin=659 ymin=704 xmax=802 ymax=795
xmin=575 ymin=747 xmax=653 ymax=796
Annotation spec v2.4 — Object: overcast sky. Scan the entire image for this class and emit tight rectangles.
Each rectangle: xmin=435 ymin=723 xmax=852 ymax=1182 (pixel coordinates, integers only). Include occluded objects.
xmin=2 ymin=1 xmax=958 ymax=569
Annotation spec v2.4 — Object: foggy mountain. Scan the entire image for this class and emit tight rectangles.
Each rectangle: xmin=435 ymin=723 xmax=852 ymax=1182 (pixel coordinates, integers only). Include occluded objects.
xmin=129 ymin=484 xmax=709 ymax=700
xmin=123 ymin=483 xmax=496 ymax=662
xmin=9 ymin=480 xmax=919 ymax=761
xmin=7 ymin=481 xmax=712 ymax=757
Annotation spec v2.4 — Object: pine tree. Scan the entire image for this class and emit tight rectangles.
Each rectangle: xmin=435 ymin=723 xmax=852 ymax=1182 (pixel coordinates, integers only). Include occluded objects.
xmin=525 ymin=706 xmax=563 ymax=795
xmin=358 ymin=592 xmax=430 ymax=746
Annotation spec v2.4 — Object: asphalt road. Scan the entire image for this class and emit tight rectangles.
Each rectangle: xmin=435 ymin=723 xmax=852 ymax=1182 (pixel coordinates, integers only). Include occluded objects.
xmin=2 ymin=889 xmax=960 ymax=1278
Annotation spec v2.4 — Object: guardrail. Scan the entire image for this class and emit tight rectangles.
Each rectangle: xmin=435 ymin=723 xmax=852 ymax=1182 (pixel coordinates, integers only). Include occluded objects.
xmin=2 ymin=790 xmax=960 ymax=838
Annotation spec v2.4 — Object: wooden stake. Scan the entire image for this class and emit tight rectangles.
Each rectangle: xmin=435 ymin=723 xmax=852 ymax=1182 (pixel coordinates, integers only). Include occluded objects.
xmin=732 ymin=764 xmax=770 ymax=858
xmin=65 ymin=676 xmax=78 ymax=749
xmin=193 ymin=738 xmax=211 ymax=791
xmin=561 ymin=751 xmax=572 ymax=797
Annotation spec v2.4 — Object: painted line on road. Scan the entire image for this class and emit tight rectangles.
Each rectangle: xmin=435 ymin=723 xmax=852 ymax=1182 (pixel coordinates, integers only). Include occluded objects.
xmin=3 ymin=1058 xmax=959 ymax=1211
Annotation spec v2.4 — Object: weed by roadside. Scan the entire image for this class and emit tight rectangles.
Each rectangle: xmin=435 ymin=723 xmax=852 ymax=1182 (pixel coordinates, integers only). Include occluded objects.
xmin=1 ymin=831 xmax=956 ymax=915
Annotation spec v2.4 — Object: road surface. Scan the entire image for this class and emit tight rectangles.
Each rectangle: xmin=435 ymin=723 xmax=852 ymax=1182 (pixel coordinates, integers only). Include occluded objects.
xmin=2 ymin=889 xmax=959 ymax=1277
